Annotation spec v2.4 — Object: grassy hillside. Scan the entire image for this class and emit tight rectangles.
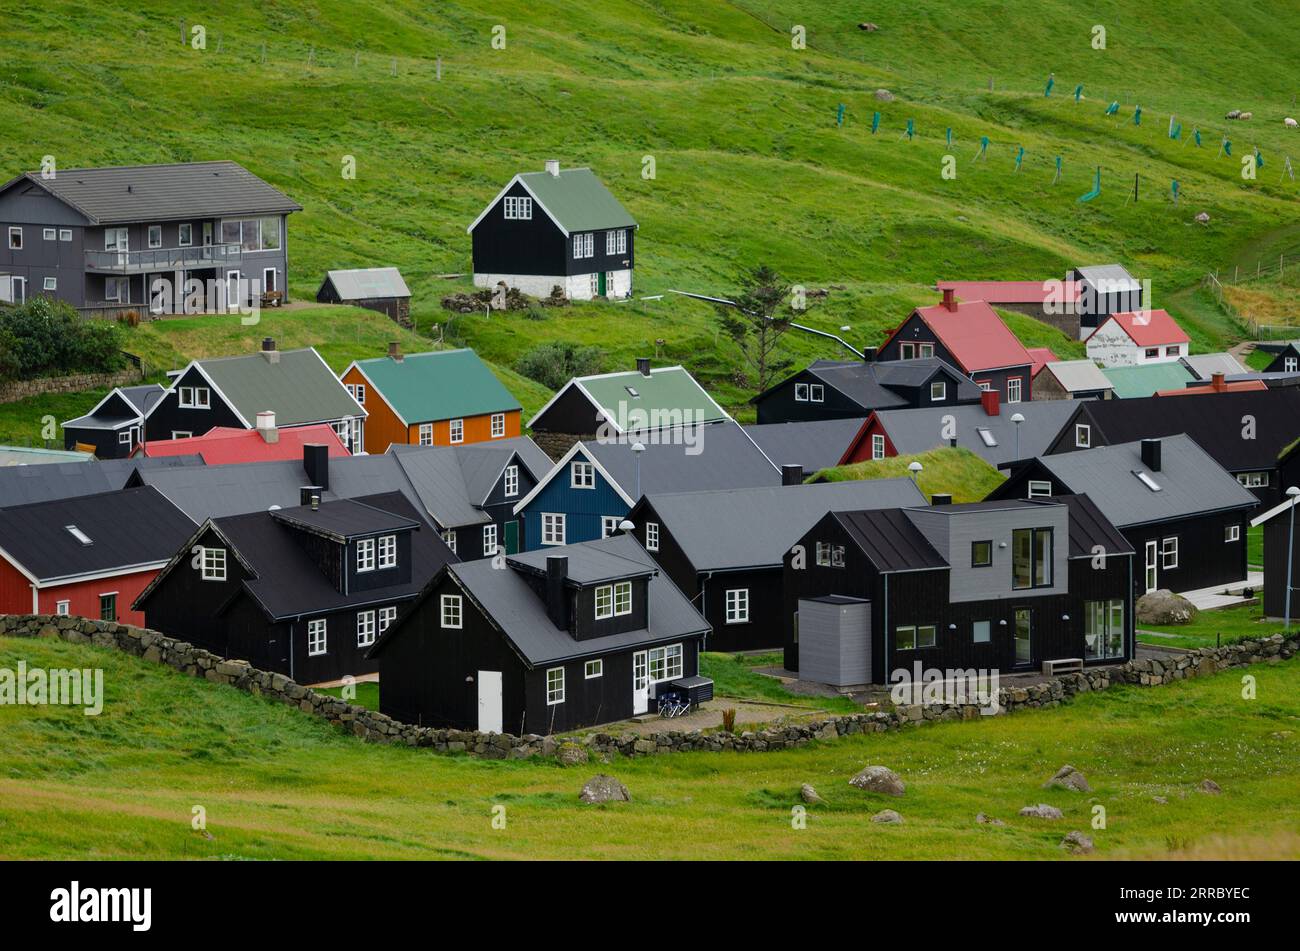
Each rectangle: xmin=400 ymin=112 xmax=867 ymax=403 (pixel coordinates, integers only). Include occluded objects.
xmin=2 ymin=634 xmax=1298 ymax=860
xmin=2 ymin=0 xmax=1298 ymax=419
xmin=817 ymin=446 xmax=1005 ymax=502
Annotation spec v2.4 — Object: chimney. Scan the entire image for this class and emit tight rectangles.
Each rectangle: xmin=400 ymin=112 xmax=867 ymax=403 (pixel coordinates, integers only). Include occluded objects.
xmin=388 ymin=341 xmax=403 ymax=362
xmin=544 ymin=159 xmax=561 ymax=177
xmin=303 ymin=443 xmax=330 ymax=490
xmin=261 ymin=337 xmax=279 ymax=364
xmin=256 ymin=410 xmax=279 ymax=444
xmin=545 ymin=556 xmax=569 ymax=630
xmin=781 ymin=464 xmax=804 ymax=486
xmin=300 ymin=485 xmax=322 ymax=507
xmin=862 ymin=346 xmax=878 ymax=363
xmin=1140 ymin=438 xmax=1162 ymax=472
xmin=941 ymin=287 xmax=958 ymax=312
xmin=980 ymin=389 xmax=1000 ymax=417
xmin=636 ymin=356 xmax=651 ymax=377
xmin=1211 ymin=371 xmax=1225 ymax=391
xmin=931 ymin=493 xmax=952 ymax=506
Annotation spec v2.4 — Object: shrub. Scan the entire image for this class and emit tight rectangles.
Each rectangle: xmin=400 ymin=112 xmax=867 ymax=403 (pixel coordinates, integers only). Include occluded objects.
xmin=0 ymin=297 xmax=125 ymax=380
xmin=515 ymin=341 xmax=603 ymax=390
xmin=720 ymin=708 xmax=737 ymax=733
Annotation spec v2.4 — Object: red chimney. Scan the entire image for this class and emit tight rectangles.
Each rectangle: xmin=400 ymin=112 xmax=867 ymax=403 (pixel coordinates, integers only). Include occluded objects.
xmin=941 ymin=287 xmax=957 ymax=312
xmin=1211 ymin=371 xmax=1225 ymax=391
xmin=981 ymin=389 xmax=1000 ymax=416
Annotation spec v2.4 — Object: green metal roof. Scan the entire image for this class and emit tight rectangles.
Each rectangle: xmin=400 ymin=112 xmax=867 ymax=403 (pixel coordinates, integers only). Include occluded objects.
xmin=517 ymin=168 xmax=636 ymax=235
xmin=352 ymin=349 xmax=521 ymax=424
xmin=549 ymin=367 xmax=728 ymax=432
xmin=1100 ymin=362 xmax=1196 ymax=399
xmin=197 ymin=348 xmax=363 ymax=427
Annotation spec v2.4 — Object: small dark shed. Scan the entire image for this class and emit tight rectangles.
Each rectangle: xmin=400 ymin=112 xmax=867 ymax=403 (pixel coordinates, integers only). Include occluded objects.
xmin=317 ymin=267 xmax=412 ymax=327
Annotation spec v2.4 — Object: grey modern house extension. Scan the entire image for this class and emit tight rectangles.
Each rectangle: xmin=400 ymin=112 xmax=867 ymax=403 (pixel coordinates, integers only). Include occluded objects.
xmin=0 ymin=161 xmax=300 ymax=315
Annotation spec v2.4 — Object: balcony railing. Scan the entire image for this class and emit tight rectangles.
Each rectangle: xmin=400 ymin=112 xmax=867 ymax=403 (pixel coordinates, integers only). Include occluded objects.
xmin=84 ymin=243 xmax=243 ymax=273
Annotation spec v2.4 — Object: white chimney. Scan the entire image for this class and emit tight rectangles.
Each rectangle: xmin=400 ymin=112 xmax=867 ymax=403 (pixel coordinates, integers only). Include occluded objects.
xmin=544 ymin=159 xmax=560 ymax=177
xmin=256 ymin=410 xmax=279 ymax=444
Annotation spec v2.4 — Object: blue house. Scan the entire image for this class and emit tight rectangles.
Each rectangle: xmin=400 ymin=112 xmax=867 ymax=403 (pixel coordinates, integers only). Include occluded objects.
xmin=512 ymin=421 xmax=782 ymax=549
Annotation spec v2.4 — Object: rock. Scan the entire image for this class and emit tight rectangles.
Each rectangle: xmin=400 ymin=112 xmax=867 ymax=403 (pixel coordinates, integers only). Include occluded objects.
xmin=579 ymin=774 xmax=630 ymax=804
xmin=555 ymin=742 xmax=588 ymax=767
xmin=874 ymin=88 xmax=894 ymax=102
xmin=800 ymin=783 xmax=824 ymax=805
xmin=1198 ymin=778 xmax=1222 ymax=795
xmin=848 ymin=765 xmax=905 ymax=796
xmin=858 ymin=22 xmax=879 ymax=31
xmin=1152 ymin=795 xmax=1168 ymax=804
xmin=1061 ymin=830 xmax=1094 ymax=854
xmin=1136 ymin=590 xmax=1199 ymax=626
xmin=1019 ymin=803 xmax=1064 ymax=820
xmin=1044 ymin=765 xmax=1091 ymax=792
xmin=976 ymin=812 xmax=1006 ymax=826
xmin=1195 ymin=212 xmax=1211 ymax=224
xmin=871 ymin=809 xmax=903 ymax=824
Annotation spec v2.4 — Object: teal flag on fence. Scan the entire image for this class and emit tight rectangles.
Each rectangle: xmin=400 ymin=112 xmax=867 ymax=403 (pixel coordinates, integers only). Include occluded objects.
xmin=1053 ymin=155 xmax=1063 ymax=183
xmin=1255 ymin=148 xmax=1264 ymax=169
xmin=1105 ymin=101 xmax=1119 ymax=115
xmin=1133 ymin=106 xmax=1142 ymax=125
xmin=905 ymin=118 xmax=914 ymax=140
xmin=1171 ymin=179 xmax=1180 ymax=203
xmin=871 ymin=111 xmax=880 ymax=134
xmin=1194 ymin=128 xmax=1202 ymax=147
xmin=1078 ymin=167 xmax=1102 ymax=202
xmin=1044 ymin=74 xmax=1054 ymax=97
xmin=1074 ymin=84 xmax=1083 ymax=102
xmin=1014 ymin=146 xmax=1025 ymax=171
xmin=946 ymin=127 xmax=953 ymax=147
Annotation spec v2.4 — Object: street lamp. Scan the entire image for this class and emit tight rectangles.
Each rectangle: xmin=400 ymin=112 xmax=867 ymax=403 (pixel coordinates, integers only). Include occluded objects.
xmin=1010 ymin=412 xmax=1025 ymax=459
xmin=908 ymin=460 xmax=923 ymax=484
xmin=631 ymin=442 xmax=646 ymax=500
xmin=1286 ymin=486 xmax=1300 ymax=630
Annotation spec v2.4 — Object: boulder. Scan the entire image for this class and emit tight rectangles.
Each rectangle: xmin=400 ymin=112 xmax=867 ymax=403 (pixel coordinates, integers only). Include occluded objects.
xmin=1198 ymin=778 xmax=1222 ymax=795
xmin=1136 ymin=590 xmax=1199 ymax=626
xmin=579 ymin=774 xmax=630 ymax=804
xmin=1044 ymin=765 xmax=1091 ymax=792
xmin=848 ymin=765 xmax=905 ymax=796
xmin=556 ymin=742 xmax=588 ymax=767
xmin=858 ymin=22 xmax=880 ymax=31
xmin=874 ymin=88 xmax=894 ymax=102
xmin=1195 ymin=212 xmax=1211 ymax=224
xmin=800 ymin=783 xmax=824 ymax=805
xmin=1061 ymin=830 xmax=1095 ymax=854
xmin=976 ymin=813 xmax=1006 ymax=826
xmin=1019 ymin=803 xmax=1064 ymax=820
xmin=871 ymin=809 xmax=904 ymax=824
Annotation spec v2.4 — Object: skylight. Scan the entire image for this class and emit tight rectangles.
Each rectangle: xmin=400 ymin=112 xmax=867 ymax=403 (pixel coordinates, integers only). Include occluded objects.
xmin=976 ymin=428 xmax=997 ymax=447
xmin=65 ymin=525 xmax=93 ymax=545
xmin=625 ymin=386 xmax=640 ymax=398
xmin=1134 ymin=471 xmax=1162 ymax=492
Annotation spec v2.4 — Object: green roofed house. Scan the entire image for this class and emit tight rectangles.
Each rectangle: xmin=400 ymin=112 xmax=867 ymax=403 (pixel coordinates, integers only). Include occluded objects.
xmin=341 ymin=345 xmax=523 ymax=455
xmin=528 ymin=358 xmax=730 ymax=459
xmin=1101 ymin=361 xmax=1196 ymax=399
xmin=467 ymin=160 xmax=637 ymax=301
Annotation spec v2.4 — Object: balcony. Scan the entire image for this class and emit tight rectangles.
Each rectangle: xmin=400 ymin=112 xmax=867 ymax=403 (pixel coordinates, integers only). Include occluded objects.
xmin=84 ymin=243 xmax=243 ymax=274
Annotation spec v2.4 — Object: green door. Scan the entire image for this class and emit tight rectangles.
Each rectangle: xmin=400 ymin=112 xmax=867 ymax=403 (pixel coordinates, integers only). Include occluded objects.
xmin=597 ymin=271 xmax=607 ymax=296
xmin=504 ymin=520 xmax=519 ymax=554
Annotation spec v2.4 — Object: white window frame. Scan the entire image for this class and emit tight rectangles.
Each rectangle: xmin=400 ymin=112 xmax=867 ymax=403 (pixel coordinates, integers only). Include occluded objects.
xmin=601 ymin=515 xmax=620 ymax=539
xmin=809 ymin=384 xmax=824 ymax=403
xmin=378 ymin=606 xmax=398 ymax=632
xmin=503 ymin=195 xmax=533 ymax=220
xmin=442 ymin=530 xmax=457 ymax=554
xmin=595 ymin=585 xmax=613 ymax=620
xmin=8 ymin=227 xmax=21 ymax=250
xmin=58 ymin=228 xmax=72 ymax=242
xmin=483 ymin=523 xmax=498 ymax=555
xmin=178 ymin=223 xmax=193 ymax=247
xmin=1286 ymin=357 xmax=1298 ymax=373
xmin=449 ymin=418 xmax=464 ymax=444
xmin=200 ymin=546 xmax=226 ymax=581
xmin=573 ymin=232 xmax=594 ymax=258
xmin=1225 ymin=524 xmax=1240 ymax=543
xmin=1237 ymin=472 xmax=1268 ymax=488
xmin=930 ymin=381 xmax=946 ymax=401
xmin=1165 ymin=345 xmax=1181 ymax=357
xmin=56 ymin=600 xmax=70 ymax=616
xmin=542 ymin=513 xmax=566 ymax=546
xmin=177 ymin=386 xmax=211 ymax=409
xmin=1006 ymin=377 xmax=1023 ymax=404
xmin=571 ymin=461 xmax=595 ymax=489
xmin=490 ymin=413 xmax=506 ymax=438
xmin=871 ymin=433 xmax=886 ymax=460
xmin=614 ymin=580 xmax=632 ymax=616
xmin=503 ymin=465 xmax=519 ymax=497
xmin=585 ymin=659 xmax=603 ymax=679
xmin=147 ymin=224 xmax=163 ymax=249
xmin=356 ymin=537 xmax=376 ymax=572
xmin=42 ymin=227 xmax=56 ymax=241
xmin=1161 ymin=536 xmax=1179 ymax=569
xmin=816 ymin=541 xmax=831 ymax=567
xmin=377 ymin=534 xmax=397 ymax=569
xmin=43 ymin=277 xmax=57 ymax=291
xmin=418 ymin=423 xmax=433 ymax=446
xmin=794 ymin=383 xmax=809 ymax=402
xmin=347 ymin=383 xmax=366 ymax=405
xmin=918 ymin=343 xmax=935 ymax=359
xmin=357 ymin=610 xmax=377 ymax=648
xmin=648 ymin=643 xmax=683 ymax=683
xmin=645 ymin=521 xmax=659 ymax=552
xmin=900 ymin=343 xmax=915 ymax=360
xmin=1075 ymin=424 xmax=1091 ymax=448
xmin=440 ymin=594 xmax=463 ymax=629
xmin=605 ymin=229 xmax=627 ymax=255
xmin=725 ymin=588 xmax=749 ymax=624
xmin=1027 ymin=480 xmax=1053 ymax=499
xmin=307 ymin=619 xmax=327 ymax=656
xmin=546 ymin=667 xmax=565 ymax=705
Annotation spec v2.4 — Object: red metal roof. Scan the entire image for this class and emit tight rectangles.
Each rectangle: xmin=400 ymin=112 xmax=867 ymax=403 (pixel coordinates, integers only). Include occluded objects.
xmin=1026 ymin=347 xmax=1059 ymax=378
xmin=138 ymin=424 xmax=349 ymax=465
xmin=1157 ymin=380 xmax=1268 ymax=397
xmin=935 ymin=280 xmax=1081 ymax=304
xmin=1096 ymin=309 xmax=1190 ymax=348
xmin=894 ymin=299 xmax=1035 ymax=373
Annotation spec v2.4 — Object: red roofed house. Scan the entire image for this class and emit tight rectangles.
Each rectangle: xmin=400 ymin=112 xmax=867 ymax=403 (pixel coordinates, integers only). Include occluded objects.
xmin=1085 ymin=309 xmax=1190 ymax=368
xmin=1026 ymin=347 xmax=1059 ymax=380
xmin=935 ymin=279 xmax=1082 ymax=338
xmin=1157 ymin=372 xmax=1269 ymax=398
xmin=878 ymin=288 xmax=1036 ymax=404
xmin=133 ymin=413 xmax=349 ymax=465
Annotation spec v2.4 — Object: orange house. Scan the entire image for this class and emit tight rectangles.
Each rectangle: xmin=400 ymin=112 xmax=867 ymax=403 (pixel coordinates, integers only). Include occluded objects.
xmin=340 ymin=345 xmax=523 ymax=455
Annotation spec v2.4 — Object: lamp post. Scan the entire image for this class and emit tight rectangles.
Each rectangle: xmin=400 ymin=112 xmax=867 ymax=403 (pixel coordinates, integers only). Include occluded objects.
xmin=1286 ymin=486 xmax=1300 ymax=630
xmin=1010 ymin=412 xmax=1025 ymax=459
xmin=631 ymin=442 xmax=646 ymax=500
xmin=908 ymin=460 xmax=923 ymax=485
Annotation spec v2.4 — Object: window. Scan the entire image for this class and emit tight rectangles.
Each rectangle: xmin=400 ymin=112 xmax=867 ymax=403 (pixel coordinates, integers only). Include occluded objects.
xmin=794 ymin=383 xmax=809 ymax=402
xmin=872 ymin=433 xmax=886 ymax=460
xmin=219 ymin=217 xmax=280 ymax=251
xmin=178 ymin=386 xmax=210 ymax=409
xmin=43 ymin=277 xmax=56 ymax=291
xmin=440 ymin=594 xmax=462 ymax=629
xmin=178 ymin=223 xmax=192 ymax=247
xmin=357 ymin=611 xmax=376 ymax=647
xmin=1225 ymin=524 xmax=1241 ymax=543
xmin=1136 ymin=471 xmax=1162 ymax=492
xmin=1012 ymin=527 xmax=1053 ymax=589
xmin=1287 ymin=357 xmax=1298 ymax=372
xmin=104 ymin=227 xmax=127 ymax=251
xmin=58 ymin=229 xmax=72 ymax=242
xmin=357 ymin=538 xmax=376 ymax=572
xmin=930 ymin=381 xmax=946 ymax=401
xmin=895 ymin=624 xmax=937 ymax=650
xmin=1165 ymin=345 xmax=1181 ymax=357
xmin=571 ymin=461 xmax=595 ymax=488
xmin=976 ymin=380 xmax=992 ymax=391
xmin=8 ymin=227 xmax=21 ymax=249
xmin=503 ymin=465 xmax=519 ymax=497
xmin=147 ymin=225 xmax=162 ymax=248
xmin=200 ymin=547 xmax=226 ymax=581
xmin=725 ymin=588 xmax=749 ymax=624
xmin=99 ymin=593 xmax=117 ymax=622
xmin=503 ymin=195 xmax=533 ymax=220
xmin=971 ymin=540 xmax=992 ymax=567
xmin=56 ymin=601 xmax=70 ymax=616
xmin=605 ymin=229 xmax=627 ymax=255
xmin=1084 ymin=599 xmax=1125 ymax=660
xmin=614 ymin=581 xmax=632 ymax=616
xmin=418 ymin=423 xmax=433 ymax=446
xmin=378 ymin=534 xmax=397 ymax=568
xmin=1144 ymin=347 xmax=1160 ymax=360
xmin=585 ymin=659 xmax=603 ymax=679
xmin=346 ymin=383 xmax=366 ymax=404
xmin=449 ymin=418 xmax=464 ymax=444
xmin=491 ymin=413 xmax=506 ymax=438
xmin=546 ymin=667 xmax=565 ymax=704
xmin=900 ymin=343 xmax=915 ymax=359
xmin=118 ymin=430 xmax=134 ymax=446
xmin=483 ymin=524 xmax=498 ymax=555
xmin=645 ymin=522 xmax=659 ymax=552
xmin=1006 ymin=377 xmax=1023 ymax=403
xmin=442 ymin=530 xmax=457 ymax=554
xmin=809 ymin=384 xmax=824 ymax=403
xmin=595 ymin=585 xmax=613 ymax=620
xmin=972 ymin=620 xmax=991 ymax=643
xmin=378 ymin=606 xmax=398 ymax=632
xmin=65 ymin=525 xmax=93 ymax=546
xmin=830 ymin=545 xmax=845 ymax=567
xmin=542 ymin=513 xmax=565 ymax=545
xmin=171 ymin=431 xmax=192 ymax=439
xmin=307 ymin=619 xmax=327 ymax=655
xmin=648 ymin=643 xmax=683 ymax=682
xmin=816 ymin=541 xmax=831 ymax=567
xmin=1027 ymin=480 xmax=1053 ymax=499
xmin=42 ymin=227 xmax=56 ymax=240
xmin=976 ymin=428 xmax=997 ymax=448
xmin=918 ymin=343 xmax=935 ymax=359
xmin=598 ymin=515 xmax=619 ymax=539
xmin=1237 ymin=472 xmax=1269 ymax=488
xmin=1075 ymin=424 xmax=1091 ymax=448
xmin=573 ymin=233 xmax=594 ymax=258
xmin=1161 ymin=536 xmax=1179 ymax=569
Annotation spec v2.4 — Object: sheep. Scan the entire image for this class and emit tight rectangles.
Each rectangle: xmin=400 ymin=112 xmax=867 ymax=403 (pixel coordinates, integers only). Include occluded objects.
xmin=1285 ymin=117 xmax=1299 ymax=128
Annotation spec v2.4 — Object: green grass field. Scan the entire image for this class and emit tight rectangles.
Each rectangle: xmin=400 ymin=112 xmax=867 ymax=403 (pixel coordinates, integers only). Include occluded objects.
xmin=816 ymin=446 xmax=1005 ymax=502
xmin=1138 ymin=600 xmax=1290 ymax=650
xmin=2 ymin=634 xmax=1298 ymax=860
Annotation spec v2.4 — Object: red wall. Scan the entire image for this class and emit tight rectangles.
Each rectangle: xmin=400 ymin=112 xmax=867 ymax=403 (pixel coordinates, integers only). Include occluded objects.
xmin=844 ymin=418 xmax=898 ymax=464
xmin=0 ymin=558 xmax=158 ymax=626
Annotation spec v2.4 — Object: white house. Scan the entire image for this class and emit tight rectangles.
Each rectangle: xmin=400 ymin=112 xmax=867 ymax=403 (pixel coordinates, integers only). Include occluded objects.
xmin=1085 ymin=309 xmax=1190 ymax=368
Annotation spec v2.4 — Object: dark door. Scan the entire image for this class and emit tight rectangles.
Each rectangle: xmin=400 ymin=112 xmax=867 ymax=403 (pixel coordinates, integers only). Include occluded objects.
xmin=597 ymin=271 xmax=607 ymax=296
xmin=1014 ymin=608 xmax=1032 ymax=668
xmin=504 ymin=520 xmax=519 ymax=555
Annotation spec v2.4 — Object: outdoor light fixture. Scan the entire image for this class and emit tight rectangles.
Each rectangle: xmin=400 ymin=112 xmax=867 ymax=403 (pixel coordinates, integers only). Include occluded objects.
xmin=618 ymin=519 xmax=635 ymax=533
xmin=1010 ymin=412 xmax=1026 ymax=458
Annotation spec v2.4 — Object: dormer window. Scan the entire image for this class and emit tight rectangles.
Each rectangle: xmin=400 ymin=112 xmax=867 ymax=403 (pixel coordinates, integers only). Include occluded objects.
xmin=377 ymin=534 xmax=397 ymax=569
xmin=571 ymin=461 xmax=595 ymax=489
xmin=930 ymin=381 xmax=946 ymax=401
xmin=357 ymin=538 xmax=376 ymax=572
xmin=1027 ymin=480 xmax=1052 ymax=499
xmin=1012 ymin=527 xmax=1053 ymax=590
xmin=199 ymin=546 xmax=226 ymax=581
xmin=1075 ymin=424 xmax=1091 ymax=448
xmin=794 ymin=383 xmax=809 ymax=402
xmin=614 ymin=581 xmax=632 ymax=616
xmin=178 ymin=386 xmax=210 ymax=409
xmin=809 ymin=384 xmax=824 ymax=403
xmin=918 ymin=343 xmax=935 ymax=359
xmin=504 ymin=465 xmax=519 ymax=497
xmin=595 ymin=581 xmax=632 ymax=619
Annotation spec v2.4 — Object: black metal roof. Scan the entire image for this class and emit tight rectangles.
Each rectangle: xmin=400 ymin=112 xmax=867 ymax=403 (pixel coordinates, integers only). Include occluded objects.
xmin=0 ymin=455 xmax=204 ymax=509
xmin=754 ymin=357 xmax=982 ymax=410
xmin=833 ymin=508 xmax=948 ymax=573
xmin=270 ymin=499 xmax=419 ymax=542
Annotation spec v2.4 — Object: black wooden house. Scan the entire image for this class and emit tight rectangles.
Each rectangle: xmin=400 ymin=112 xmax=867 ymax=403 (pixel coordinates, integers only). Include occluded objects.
xmin=61 ymin=384 xmax=165 ymax=458
xmin=751 ymin=357 xmax=982 ymax=424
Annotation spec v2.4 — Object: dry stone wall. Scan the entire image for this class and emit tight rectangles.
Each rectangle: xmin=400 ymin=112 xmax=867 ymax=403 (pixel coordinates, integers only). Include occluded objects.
xmin=0 ymin=366 xmax=143 ymax=404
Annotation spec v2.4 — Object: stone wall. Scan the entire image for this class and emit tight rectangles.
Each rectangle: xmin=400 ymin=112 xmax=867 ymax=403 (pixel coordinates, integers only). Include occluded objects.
xmin=0 ymin=366 xmax=143 ymax=405
xmin=1 ymin=613 xmax=1294 ymax=761
xmin=531 ymin=430 xmax=588 ymax=462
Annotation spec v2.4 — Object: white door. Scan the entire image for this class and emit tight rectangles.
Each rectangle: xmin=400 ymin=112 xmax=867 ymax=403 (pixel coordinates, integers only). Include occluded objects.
xmin=225 ymin=269 xmax=242 ymax=311
xmin=263 ymin=267 xmax=277 ymax=294
xmin=477 ymin=670 xmax=502 ymax=733
xmin=1144 ymin=540 xmax=1158 ymax=593
xmin=632 ymin=651 xmax=649 ymax=714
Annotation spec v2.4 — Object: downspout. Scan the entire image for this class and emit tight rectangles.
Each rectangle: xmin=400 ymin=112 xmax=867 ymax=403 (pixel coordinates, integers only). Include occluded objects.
xmin=698 ymin=572 xmax=712 ymax=651
xmin=288 ymin=621 xmax=295 ymax=682
xmin=882 ymin=573 xmax=889 ymax=686
xmin=31 ymin=584 xmax=39 ymax=614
